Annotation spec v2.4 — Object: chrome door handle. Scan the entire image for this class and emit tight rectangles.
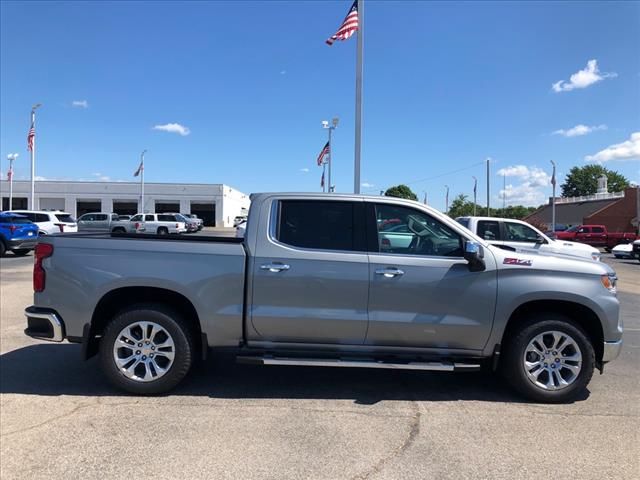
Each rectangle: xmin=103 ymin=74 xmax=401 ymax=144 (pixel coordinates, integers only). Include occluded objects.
xmin=375 ymin=268 xmax=404 ymax=278
xmin=260 ymin=263 xmax=290 ymax=273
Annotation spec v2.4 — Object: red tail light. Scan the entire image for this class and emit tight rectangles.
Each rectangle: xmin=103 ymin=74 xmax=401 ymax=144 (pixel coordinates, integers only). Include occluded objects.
xmin=54 ymin=223 xmax=65 ymax=233
xmin=33 ymin=243 xmax=54 ymax=292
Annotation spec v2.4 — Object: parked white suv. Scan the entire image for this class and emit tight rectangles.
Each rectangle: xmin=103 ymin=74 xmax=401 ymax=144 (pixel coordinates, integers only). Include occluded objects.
xmin=7 ymin=210 xmax=78 ymax=235
xmin=456 ymin=216 xmax=601 ymax=262
xmin=130 ymin=213 xmax=187 ymax=235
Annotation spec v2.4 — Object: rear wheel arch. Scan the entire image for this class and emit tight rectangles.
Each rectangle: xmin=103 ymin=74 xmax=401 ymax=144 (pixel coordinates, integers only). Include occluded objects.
xmin=501 ymin=300 xmax=604 ymax=363
xmin=88 ymin=287 xmax=203 ymax=359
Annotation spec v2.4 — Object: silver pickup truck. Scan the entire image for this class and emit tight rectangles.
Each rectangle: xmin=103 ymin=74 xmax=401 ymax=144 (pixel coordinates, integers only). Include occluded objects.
xmin=24 ymin=193 xmax=623 ymax=402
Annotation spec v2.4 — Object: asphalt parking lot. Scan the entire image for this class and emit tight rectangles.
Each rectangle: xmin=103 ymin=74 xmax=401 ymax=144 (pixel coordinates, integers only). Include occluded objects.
xmin=1 ymin=252 xmax=638 ymax=479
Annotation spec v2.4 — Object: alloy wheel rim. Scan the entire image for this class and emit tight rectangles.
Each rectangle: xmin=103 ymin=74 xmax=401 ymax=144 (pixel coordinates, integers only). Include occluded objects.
xmin=112 ymin=321 xmax=175 ymax=382
xmin=523 ymin=330 xmax=582 ymax=391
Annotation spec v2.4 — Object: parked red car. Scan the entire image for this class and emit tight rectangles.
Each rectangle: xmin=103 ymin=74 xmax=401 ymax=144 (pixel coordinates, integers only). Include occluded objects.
xmin=555 ymin=225 xmax=638 ymax=250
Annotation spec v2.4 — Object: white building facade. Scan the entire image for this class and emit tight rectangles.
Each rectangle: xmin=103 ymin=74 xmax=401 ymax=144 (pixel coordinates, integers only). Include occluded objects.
xmin=1 ymin=180 xmax=250 ymax=227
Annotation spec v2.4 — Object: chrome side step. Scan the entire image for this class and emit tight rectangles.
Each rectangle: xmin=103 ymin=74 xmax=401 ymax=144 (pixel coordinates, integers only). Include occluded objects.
xmin=236 ymin=356 xmax=481 ymax=372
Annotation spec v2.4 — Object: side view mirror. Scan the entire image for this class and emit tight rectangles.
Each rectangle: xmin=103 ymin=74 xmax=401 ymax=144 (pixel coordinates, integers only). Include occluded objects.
xmin=464 ymin=241 xmax=486 ymax=272
xmin=535 ymin=235 xmax=546 ymax=244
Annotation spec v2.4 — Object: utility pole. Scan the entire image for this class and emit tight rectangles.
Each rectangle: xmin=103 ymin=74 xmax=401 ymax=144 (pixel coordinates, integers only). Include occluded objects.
xmin=503 ymin=172 xmax=506 ymax=212
xmin=472 ymin=176 xmax=477 ymax=216
xmin=7 ymin=153 xmax=18 ymax=210
xmin=445 ymin=185 xmax=449 ymax=214
xmin=486 ymin=157 xmax=490 ymax=216
xmin=551 ymin=160 xmax=557 ymax=235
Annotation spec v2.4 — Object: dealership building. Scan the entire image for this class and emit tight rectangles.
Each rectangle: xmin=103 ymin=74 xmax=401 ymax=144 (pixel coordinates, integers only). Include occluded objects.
xmin=1 ymin=180 xmax=250 ymax=227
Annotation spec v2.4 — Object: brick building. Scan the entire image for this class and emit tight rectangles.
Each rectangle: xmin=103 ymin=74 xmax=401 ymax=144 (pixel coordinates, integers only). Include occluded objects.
xmin=525 ymin=186 xmax=640 ymax=233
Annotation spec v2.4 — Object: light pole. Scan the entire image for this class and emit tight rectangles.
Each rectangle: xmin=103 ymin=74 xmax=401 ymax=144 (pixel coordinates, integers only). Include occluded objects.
xmin=472 ymin=176 xmax=477 ymax=216
xmin=140 ymin=150 xmax=146 ymax=212
xmin=29 ymin=103 xmax=42 ymax=210
xmin=322 ymin=117 xmax=339 ymax=192
xmin=7 ymin=153 xmax=18 ymax=210
xmin=550 ymin=160 xmax=557 ymax=235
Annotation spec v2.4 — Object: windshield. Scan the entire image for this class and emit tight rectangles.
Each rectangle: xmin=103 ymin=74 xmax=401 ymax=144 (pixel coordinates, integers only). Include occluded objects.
xmin=565 ymin=226 xmax=580 ymax=233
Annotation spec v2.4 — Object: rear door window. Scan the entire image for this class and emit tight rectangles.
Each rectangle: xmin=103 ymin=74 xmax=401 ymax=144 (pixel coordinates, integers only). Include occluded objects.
xmin=55 ymin=214 xmax=76 ymax=223
xmin=158 ymin=214 xmax=175 ymax=221
xmin=477 ymin=220 xmax=501 ymax=241
xmin=592 ymin=226 xmax=605 ymax=233
xmin=36 ymin=213 xmax=50 ymax=222
xmin=277 ymin=200 xmax=363 ymax=252
xmin=144 ymin=215 xmax=155 ymax=221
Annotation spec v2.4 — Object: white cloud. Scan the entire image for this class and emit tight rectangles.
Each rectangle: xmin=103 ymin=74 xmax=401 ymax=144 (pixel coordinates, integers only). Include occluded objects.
xmin=91 ymin=173 xmax=111 ymax=181
xmin=552 ymin=59 xmax=617 ymax=93
xmin=585 ymin=132 xmax=640 ymax=163
xmin=496 ymin=165 xmax=551 ymax=206
xmin=152 ymin=123 xmax=190 ymax=136
xmin=299 ymin=168 xmax=310 ymax=173
xmin=280 ymin=70 xmax=287 ymax=75
xmin=72 ymin=100 xmax=88 ymax=108
xmin=552 ymin=124 xmax=607 ymax=137
xmin=361 ymin=182 xmax=375 ymax=188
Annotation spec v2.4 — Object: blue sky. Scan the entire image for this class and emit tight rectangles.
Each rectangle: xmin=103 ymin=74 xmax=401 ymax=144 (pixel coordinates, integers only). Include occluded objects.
xmin=1 ymin=0 xmax=639 ymax=210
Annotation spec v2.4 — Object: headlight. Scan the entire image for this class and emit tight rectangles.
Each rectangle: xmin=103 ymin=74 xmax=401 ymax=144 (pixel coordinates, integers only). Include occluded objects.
xmin=601 ymin=274 xmax=617 ymax=294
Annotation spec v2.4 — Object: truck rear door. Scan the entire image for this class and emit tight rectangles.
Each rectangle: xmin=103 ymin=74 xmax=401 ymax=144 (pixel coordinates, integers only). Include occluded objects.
xmin=248 ymin=198 xmax=369 ymax=345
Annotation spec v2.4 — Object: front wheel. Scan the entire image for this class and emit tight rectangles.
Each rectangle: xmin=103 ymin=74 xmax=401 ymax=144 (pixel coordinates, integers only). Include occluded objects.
xmin=502 ymin=315 xmax=595 ymax=403
xmin=99 ymin=304 xmax=195 ymax=394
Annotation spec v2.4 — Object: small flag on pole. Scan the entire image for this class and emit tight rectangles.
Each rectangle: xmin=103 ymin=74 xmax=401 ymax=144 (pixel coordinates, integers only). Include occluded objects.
xmin=321 ymin=170 xmax=325 ymax=188
xmin=134 ymin=160 xmax=144 ymax=177
xmin=326 ymin=0 xmax=359 ymax=46
xmin=316 ymin=141 xmax=330 ymax=166
xmin=551 ymin=164 xmax=556 ymax=187
xmin=27 ymin=122 xmax=35 ymax=152
xmin=7 ymin=167 xmax=13 ymax=182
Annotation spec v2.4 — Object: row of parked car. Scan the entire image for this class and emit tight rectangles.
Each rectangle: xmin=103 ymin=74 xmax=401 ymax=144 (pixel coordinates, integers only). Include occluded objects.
xmin=0 ymin=209 xmax=204 ymax=256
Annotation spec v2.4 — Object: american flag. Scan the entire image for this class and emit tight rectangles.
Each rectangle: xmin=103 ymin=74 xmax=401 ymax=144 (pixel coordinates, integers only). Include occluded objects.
xmin=316 ymin=141 xmax=330 ymax=166
xmin=326 ymin=1 xmax=359 ymax=46
xmin=133 ymin=160 xmax=144 ymax=177
xmin=27 ymin=123 xmax=35 ymax=152
xmin=7 ymin=167 xmax=13 ymax=182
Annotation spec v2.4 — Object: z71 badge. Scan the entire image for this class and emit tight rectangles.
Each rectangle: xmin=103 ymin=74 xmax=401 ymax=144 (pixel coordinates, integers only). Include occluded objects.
xmin=503 ymin=257 xmax=533 ymax=266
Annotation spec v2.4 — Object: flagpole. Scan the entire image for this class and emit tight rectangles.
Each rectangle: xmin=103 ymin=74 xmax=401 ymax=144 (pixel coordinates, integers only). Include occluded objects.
xmin=30 ymin=104 xmax=41 ymax=210
xmin=322 ymin=162 xmax=326 ymax=193
xmin=7 ymin=153 xmax=18 ymax=210
xmin=140 ymin=150 xmax=146 ymax=213
xmin=353 ymin=0 xmax=363 ymax=194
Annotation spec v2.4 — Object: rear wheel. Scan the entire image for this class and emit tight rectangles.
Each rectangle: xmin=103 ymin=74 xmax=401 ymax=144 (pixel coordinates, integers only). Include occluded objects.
xmin=99 ymin=304 xmax=195 ymax=394
xmin=12 ymin=249 xmax=31 ymax=256
xmin=112 ymin=227 xmax=126 ymax=233
xmin=157 ymin=227 xmax=168 ymax=235
xmin=502 ymin=314 xmax=595 ymax=403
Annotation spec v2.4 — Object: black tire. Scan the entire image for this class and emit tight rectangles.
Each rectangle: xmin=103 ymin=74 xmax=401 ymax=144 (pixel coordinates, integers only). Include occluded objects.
xmin=99 ymin=304 xmax=195 ymax=394
xmin=112 ymin=227 xmax=126 ymax=233
xmin=501 ymin=314 xmax=595 ymax=403
xmin=0 ymin=241 xmax=5 ymax=257
xmin=12 ymin=249 xmax=31 ymax=256
xmin=157 ymin=227 xmax=168 ymax=235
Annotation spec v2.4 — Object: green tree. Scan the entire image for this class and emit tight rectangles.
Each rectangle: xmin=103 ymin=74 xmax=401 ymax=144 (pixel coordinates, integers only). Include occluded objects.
xmin=384 ymin=184 xmax=418 ymax=201
xmin=447 ymin=194 xmax=478 ymax=218
xmin=561 ymin=165 xmax=629 ymax=197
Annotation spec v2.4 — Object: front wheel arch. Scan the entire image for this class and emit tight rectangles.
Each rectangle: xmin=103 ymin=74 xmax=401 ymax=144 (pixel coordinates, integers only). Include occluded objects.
xmin=501 ymin=300 xmax=604 ymax=364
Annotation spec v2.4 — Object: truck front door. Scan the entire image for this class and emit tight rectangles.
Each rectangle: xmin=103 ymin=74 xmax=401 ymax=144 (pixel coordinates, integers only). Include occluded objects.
xmin=248 ymin=199 xmax=369 ymax=345
xmin=365 ymin=202 xmax=497 ymax=351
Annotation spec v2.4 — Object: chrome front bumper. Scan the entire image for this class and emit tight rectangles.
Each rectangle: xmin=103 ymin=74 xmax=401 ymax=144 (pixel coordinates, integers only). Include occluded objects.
xmin=602 ymin=340 xmax=623 ymax=363
xmin=24 ymin=307 xmax=65 ymax=342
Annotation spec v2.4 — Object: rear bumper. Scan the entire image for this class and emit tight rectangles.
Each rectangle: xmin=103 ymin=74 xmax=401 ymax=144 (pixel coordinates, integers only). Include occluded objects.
xmin=602 ymin=340 xmax=623 ymax=363
xmin=24 ymin=306 xmax=65 ymax=342
xmin=7 ymin=237 xmax=37 ymax=250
